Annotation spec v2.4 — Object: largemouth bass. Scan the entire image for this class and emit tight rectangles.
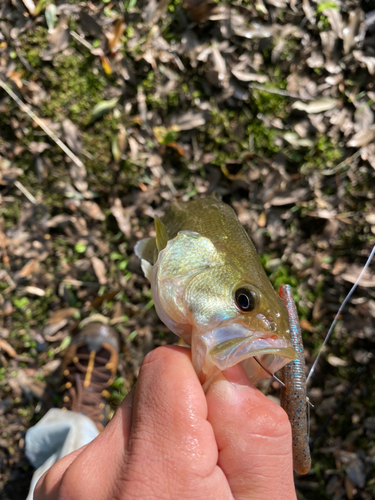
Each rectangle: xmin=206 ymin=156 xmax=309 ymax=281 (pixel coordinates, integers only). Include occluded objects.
xmin=135 ymin=195 xmax=297 ymax=384
xmin=135 ymin=195 xmax=310 ymax=474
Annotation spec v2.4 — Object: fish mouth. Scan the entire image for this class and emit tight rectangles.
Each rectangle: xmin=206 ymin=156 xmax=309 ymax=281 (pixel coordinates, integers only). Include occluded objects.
xmin=203 ymin=324 xmax=297 ymax=382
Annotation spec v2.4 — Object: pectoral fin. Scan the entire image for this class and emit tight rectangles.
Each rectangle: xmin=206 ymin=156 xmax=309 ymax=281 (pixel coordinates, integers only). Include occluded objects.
xmin=141 ymin=259 xmax=152 ymax=281
xmin=134 ymin=217 xmax=169 ymax=276
xmin=134 ymin=237 xmax=157 ymax=264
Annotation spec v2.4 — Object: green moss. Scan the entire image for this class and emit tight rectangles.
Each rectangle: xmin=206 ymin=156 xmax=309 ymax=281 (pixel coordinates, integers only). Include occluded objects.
xmin=42 ymin=52 xmax=107 ymax=124
xmin=0 ymin=196 xmax=22 ymax=228
xmin=252 ymin=84 xmax=288 ymax=117
xmin=22 ymin=26 xmax=49 ymax=68
xmin=15 ymin=26 xmax=118 ymax=187
xmin=248 ymin=120 xmax=279 ymax=155
xmin=167 ymin=92 xmax=179 ymax=107
xmin=279 ymin=38 xmax=299 ymax=62
xmin=301 ymin=135 xmax=342 ymax=172
xmin=168 ymin=0 xmax=182 ymax=12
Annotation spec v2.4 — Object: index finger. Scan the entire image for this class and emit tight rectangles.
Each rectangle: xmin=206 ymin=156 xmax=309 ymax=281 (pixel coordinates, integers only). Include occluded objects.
xmin=121 ymin=345 xmax=232 ymax=499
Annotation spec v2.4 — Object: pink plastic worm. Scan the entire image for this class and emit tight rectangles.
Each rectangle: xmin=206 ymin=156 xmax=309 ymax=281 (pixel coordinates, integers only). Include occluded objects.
xmin=279 ymin=284 xmax=311 ymax=475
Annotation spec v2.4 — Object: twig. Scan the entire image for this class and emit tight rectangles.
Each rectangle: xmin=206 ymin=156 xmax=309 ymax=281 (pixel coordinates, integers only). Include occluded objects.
xmin=0 ymin=78 xmax=86 ymax=170
xmin=248 ymin=83 xmax=315 ymax=101
xmin=14 ymin=180 xmax=37 ymax=204
xmin=70 ymin=30 xmax=95 ymax=51
xmin=321 ymin=149 xmax=362 ymax=175
xmin=157 ymin=164 xmax=177 ymax=195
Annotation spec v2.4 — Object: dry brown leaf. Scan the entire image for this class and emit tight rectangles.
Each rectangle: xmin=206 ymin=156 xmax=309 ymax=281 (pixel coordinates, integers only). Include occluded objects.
xmin=44 ymin=331 xmax=68 ymax=343
xmin=327 ymin=355 xmax=348 ymax=367
xmin=267 ymin=188 xmax=310 ymax=207
xmin=353 ymin=50 xmax=375 ymax=75
xmin=345 ymin=476 xmax=355 ymax=500
xmin=171 ymin=110 xmax=207 ymax=131
xmin=42 ymin=25 xmax=70 ymax=60
xmin=165 ymin=142 xmax=185 ymax=156
xmin=322 ymin=8 xmax=343 ymax=39
xmin=41 ymin=359 xmax=62 ymax=376
xmin=48 ymin=308 xmax=79 ymax=324
xmin=62 ymin=119 xmax=82 ymax=155
xmin=8 ymin=70 xmax=25 ymax=89
xmin=91 ymin=289 xmax=121 ymax=309
xmin=24 ymin=286 xmax=45 ymax=297
xmin=300 ymin=318 xmax=314 ymax=332
xmin=80 ymin=201 xmax=105 ymax=221
xmin=292 ymin=98 xmax=338 ymax=113
xmin=347 ymin=126 xmax=375 ymax=147
xmin=79 ymin=10 xmax=105 ymax=39
xmin=21 ymin=0 xmax=35 ymax=15
xmin=69 ymin=163 xmax=88 ymax=193
xmin=284 ymin=132 xmax=314 ymax=148
xmin=43 ymin=319 xmax=69 ymax=337
xmin=343 ymin=10 xmax=363 ymax=55
xmin=15 ymin=370 xmax=46 ymax=400
xmin=28 ymin=141 xmax=50 ymax=155
xmin=19 ymin=257 xmax=39 ymax=278
xmin=128 ymin=136 xmax=139 ymax=160
xmin=0 ymin=338 xmax=17 ymax=357
xmin=354 ymin=104 xmax=373 ymax=132
xmin=233 ymin=20 xmax=276 ymax=40
xmin=110 ymin=198 xmax=134 ymax=238
xmin=145 ymin=0 xmax=169 ymax=26
xmin=108 ymin=18 xmax=125 ymax=53
xmin=184 ymin=0 xmax=218 ymax=22
xmin=257 ymin=211 xmax=267 ymax=227
xmin=306 ymin=50 xmax=325 ymax=69
xmin=91 ymin=256 xmax=108 ymax=285
xmin=340 ymin=264 xmax=375 ymax=287
xmin=365 ymin=213 xmax=375 ymax=225
xmin=47 ymin=214 xmax=74 ymax=228
xmin=231 ymin=69 xmax=268 ymax=83
xmin=0 ymin=165 xmax=23 ymax=185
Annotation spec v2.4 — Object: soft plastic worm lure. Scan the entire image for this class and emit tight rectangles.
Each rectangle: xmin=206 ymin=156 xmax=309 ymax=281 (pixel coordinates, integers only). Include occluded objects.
xmin=277 ymin=245 xmax=375 ymax=475
xmin=279 ymin=284 xmax=311 ymax=475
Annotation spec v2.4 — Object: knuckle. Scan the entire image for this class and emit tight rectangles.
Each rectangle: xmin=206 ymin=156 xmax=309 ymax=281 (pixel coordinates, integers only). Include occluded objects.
xmin=263 ymin=402 xmax=292 ymax=438
xmin=34 ymin=468 xmax=58 ymax=500
xmin=245 ymin=401 xmax=291 ymax=440
xmin=57 ymin=461 xmax=90 ymax=500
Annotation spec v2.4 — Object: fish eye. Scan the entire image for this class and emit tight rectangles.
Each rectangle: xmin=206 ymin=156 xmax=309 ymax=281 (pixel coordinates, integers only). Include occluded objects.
xmin=234 ymin=287 xmax=257 ymax=313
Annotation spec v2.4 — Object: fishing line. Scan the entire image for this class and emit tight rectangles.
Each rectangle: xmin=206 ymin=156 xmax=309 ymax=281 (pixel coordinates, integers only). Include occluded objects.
xmin=254 ymin=356 xmax=286 ymax=387
xmin=306 ymin=244 xmax=375 ymax=385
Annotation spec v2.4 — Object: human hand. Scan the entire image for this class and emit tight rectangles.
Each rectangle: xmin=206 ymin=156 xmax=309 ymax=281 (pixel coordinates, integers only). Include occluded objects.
xmin=35 ymin=346 xmax=297 ymax=500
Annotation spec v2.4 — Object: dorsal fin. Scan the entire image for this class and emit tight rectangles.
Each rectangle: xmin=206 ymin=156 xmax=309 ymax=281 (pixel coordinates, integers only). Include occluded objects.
xmin=155 ymin=216 xmax=168 ymax=252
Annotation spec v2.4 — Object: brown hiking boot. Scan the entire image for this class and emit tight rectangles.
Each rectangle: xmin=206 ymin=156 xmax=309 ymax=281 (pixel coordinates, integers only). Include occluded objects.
xmin=61 ymin=320 xmax=120 ymax=431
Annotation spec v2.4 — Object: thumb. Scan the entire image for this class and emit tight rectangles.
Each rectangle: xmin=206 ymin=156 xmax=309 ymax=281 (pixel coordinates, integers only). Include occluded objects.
xmin=206 ymin=366 xmax=297 ymax=500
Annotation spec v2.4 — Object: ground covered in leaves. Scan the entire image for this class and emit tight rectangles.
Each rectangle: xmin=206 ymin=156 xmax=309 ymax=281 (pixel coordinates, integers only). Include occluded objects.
xmin=1 ymin=0 xmax=375 ymax=498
